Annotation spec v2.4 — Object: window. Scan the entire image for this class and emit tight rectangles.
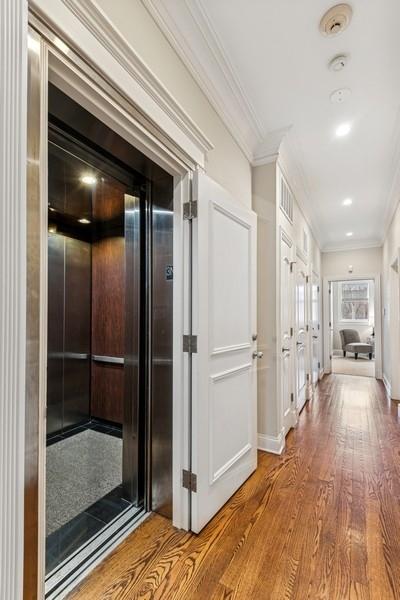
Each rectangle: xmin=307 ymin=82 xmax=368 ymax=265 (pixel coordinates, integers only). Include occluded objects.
xmin=339 ymin=281 xmax=370 ymax=322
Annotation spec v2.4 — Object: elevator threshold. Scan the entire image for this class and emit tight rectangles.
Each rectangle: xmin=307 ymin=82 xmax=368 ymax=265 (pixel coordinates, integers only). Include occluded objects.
xmin=46 ymin=509 xmax=150 ymax=600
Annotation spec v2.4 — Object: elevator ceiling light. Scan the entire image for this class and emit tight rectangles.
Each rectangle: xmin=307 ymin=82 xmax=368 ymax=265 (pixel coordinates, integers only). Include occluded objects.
xmin=336 ymin=122 xmax=352 ymax=137
xmin=342 ymin=198 xmax=353 ymax=206
xmin=346 ymin=231 xmax=353 ymax=237
xmin=78 ymin=218 xmax=91 ymax=224
xmin=81 ymin=175 xmax=97 ymax=185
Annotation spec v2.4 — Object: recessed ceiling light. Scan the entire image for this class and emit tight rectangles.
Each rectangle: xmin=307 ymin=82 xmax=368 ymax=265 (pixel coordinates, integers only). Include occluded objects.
xmin=346 ymin=231 xmax=353 ymax=237
xmin=342 ymin=198 xmax=353 ymax=206
xmin=81 ymin=175 xmax=97 ymax=185
xmin=78 ymin=218 xmax=91 ymax=224
xmin=336 ymin=122 xmax=352 ymax=137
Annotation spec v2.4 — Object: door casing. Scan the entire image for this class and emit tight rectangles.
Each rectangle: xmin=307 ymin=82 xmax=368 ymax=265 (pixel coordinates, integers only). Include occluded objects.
xmin=26 ymin=16 xmax=195 ymax=599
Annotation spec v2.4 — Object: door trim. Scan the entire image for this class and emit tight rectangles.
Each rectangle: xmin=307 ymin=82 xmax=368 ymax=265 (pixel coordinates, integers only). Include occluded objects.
xmin=323 ymin=274 xmax=382 ymax=379
xmin=26 ymin=14 xmax=195 ymax=599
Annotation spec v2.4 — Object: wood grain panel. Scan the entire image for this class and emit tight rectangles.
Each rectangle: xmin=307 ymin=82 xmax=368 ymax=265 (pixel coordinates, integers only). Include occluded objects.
xmin=69 ymin=374 xmax=400 ymax=599
xmin=91 ymin=362 xmax=124 ymax=424
xmin=91 ymin=234 xmax=125 ymax=423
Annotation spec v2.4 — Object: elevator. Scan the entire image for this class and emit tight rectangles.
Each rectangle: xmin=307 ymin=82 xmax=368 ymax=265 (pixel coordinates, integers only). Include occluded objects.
xmin=45 ymin=83 xmax=173 ymax=592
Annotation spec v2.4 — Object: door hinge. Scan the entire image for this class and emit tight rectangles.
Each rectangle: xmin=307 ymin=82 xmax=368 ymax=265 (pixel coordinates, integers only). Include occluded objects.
xmin=317 ymin=285 xmax=320 ymax=293
xmin=182 ymin=469 xmax=197 ymax=492
xmin=183 ymin=334 xmax=198 ymax=353
xmin=318 ymin=361 xmax=321 ymax=369
xmin=306 ymin=275 xmax=309 ymax=283
xmin=306 ymin=373 xmax=310 ymax=381
xmin=317 ymin=324 xmax=320 ymax=330
xmin=306 ymin=325 xmax=309 ymax=332
xmin=290 ymin=261 xmax=296 ymax=273
xmin=290 ymin=392 xmax=294 ymax=403
xmin=290 ymin=327 xmax=293 ymax=337
xmin=329 ymin=287 xmax=331 ymax=294
xmin=183 ymin=201 xmax=198 ymax=220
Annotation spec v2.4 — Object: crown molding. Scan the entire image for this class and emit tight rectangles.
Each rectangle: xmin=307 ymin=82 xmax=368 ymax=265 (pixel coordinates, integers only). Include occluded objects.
xmin=53 ymin=0 xmax=214 ymax=161
xmin=142 ymin=0 xmax=264 ymax=161
xmin=321 ymin=241 xmax=383 ymax=253
xmin=252 ymin=126 xmax=291 ymax=167
xmin=382 ymin=106 xmax=400 ymax=242
xmin=277 ymin=134 xmax=324 ymax=249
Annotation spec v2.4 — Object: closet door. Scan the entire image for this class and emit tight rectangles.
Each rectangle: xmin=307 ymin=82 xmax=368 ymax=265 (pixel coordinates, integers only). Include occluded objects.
xmin=191 ymin=172 xmax=257 ymax=533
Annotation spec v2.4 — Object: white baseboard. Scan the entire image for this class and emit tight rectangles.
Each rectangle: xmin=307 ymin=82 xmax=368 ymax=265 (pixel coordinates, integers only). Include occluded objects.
xmin=258 ymin=428 xmax=285 ymax=455
xmin=383 ymin=374 xmax=391 ymax=398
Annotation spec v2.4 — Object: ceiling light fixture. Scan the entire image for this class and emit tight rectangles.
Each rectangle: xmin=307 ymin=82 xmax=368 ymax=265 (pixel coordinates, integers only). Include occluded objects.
xmin=346 ymin=231 xmax=353 ymax=237
xmin=342 ymin=198 xmax=353 ymax=206
xmin=336 ymin=122 xmax=352 ymax=137
xmin=81 ymin=175 xmax=97 ymax=185
xmin=78 ymin=218 xmax=91 ymax=224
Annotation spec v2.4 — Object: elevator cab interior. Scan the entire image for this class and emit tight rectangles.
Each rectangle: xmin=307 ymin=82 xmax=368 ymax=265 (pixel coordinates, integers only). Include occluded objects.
xmin=45 ymin=83 xmax=173 ymax=591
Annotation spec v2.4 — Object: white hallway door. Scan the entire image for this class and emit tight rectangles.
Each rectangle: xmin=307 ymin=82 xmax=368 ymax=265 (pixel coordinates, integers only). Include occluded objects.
xmin=279 ymin=229 xmax=294 ymax=435
xmin=311 ymin=272 xmax=320 ymax=385
xmin=191 ymin=171 xmax=258 ymax=533
xmin=295 ymin=266 xmax=307 ymax=412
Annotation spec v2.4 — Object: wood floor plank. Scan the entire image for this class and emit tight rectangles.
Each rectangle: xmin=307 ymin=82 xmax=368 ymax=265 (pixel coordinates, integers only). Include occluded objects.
xmin=69 ymin=375 xmax=400 ymax=600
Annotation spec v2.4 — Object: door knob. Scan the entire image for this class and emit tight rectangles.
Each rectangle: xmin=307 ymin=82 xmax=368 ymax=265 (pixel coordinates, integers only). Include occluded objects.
xmin=252 ymin=351 xmax=263 ymax=359
xmin=252 ymin=333 xmax=258 ymax=341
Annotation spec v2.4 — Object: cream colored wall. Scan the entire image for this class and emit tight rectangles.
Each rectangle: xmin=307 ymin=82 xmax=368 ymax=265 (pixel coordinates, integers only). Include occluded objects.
xmin=382 ymin=201 xmax=400 ymax=393
xmin=252 ymin=159 xmax=322 ymax=444
xmin=322 ymin=247 xmax=382 ymax=277
xmin=95 ymin=0 xmax=252 ymax=208
xmin=252 ymin=163 xmax=277 ymax=439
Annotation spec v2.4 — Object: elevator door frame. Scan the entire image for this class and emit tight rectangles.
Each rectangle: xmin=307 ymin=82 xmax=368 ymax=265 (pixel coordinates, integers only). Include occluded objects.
xmin=26 ymin=16 xmax=195 ymax=599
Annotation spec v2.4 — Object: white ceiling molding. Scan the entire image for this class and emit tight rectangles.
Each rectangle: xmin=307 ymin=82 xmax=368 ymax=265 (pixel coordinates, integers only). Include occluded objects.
xmin=252 ymin=126 xmax=292 ymax=167
xmin=382 ymin=106 xmax=400 ymax=242
xmin=37 ymin=0 xmax=214 ymax=166
xmin=278 ymin=134 xmax=323 ymax=249
xmin=322 ymin=241 xmax=383 ymax=253
xmin=142 ymin=0 xmax=264 ymax=161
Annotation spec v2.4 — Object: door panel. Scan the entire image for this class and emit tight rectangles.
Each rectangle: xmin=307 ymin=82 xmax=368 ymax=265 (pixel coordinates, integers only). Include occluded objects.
xmin=280 ymin=230 xmax=294 ymax=435
xmin=295 ymin=267 xmax=307 ymax=412
xmin=192 ymin=171 xmax=257 ymax=533
xmin=311 ymin=272 xmax=320 ymax=385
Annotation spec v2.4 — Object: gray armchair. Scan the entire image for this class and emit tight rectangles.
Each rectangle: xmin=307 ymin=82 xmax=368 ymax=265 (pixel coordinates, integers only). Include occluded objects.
xmin=339 ymin=329 xmax=373 ymax=360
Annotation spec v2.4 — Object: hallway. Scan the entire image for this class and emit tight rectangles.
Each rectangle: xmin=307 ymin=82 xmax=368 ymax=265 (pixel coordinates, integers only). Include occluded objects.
xmin=70 ymin=374 xmax=400 ymax=599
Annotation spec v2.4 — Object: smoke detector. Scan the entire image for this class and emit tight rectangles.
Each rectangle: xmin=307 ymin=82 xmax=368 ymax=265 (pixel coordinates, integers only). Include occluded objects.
xmin=319 ymin=4 xmax=353 ymax=37
xmin=330 ymin=88 xmax=351 ymax=103
xmin=328 ymin=54 xmax=349 ymax=72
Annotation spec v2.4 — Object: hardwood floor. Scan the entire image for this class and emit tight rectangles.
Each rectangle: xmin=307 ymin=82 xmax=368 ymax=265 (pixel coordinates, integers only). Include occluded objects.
xmin=69 ymin=374 xmax=400 ymax=599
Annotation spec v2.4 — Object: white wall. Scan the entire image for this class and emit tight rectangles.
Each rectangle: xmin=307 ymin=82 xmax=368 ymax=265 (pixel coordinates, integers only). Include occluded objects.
xmin=95 ymin=0 xmax=252 ymax=208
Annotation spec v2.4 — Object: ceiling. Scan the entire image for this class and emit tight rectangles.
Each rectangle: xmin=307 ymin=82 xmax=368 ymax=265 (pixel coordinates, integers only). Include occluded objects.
xmin=143 ymin=0 xmax=400 ymax=251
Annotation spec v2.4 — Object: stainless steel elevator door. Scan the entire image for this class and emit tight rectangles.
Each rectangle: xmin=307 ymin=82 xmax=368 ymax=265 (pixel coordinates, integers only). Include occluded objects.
xmin=46 ymin=233 xmax=91 ymax=435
